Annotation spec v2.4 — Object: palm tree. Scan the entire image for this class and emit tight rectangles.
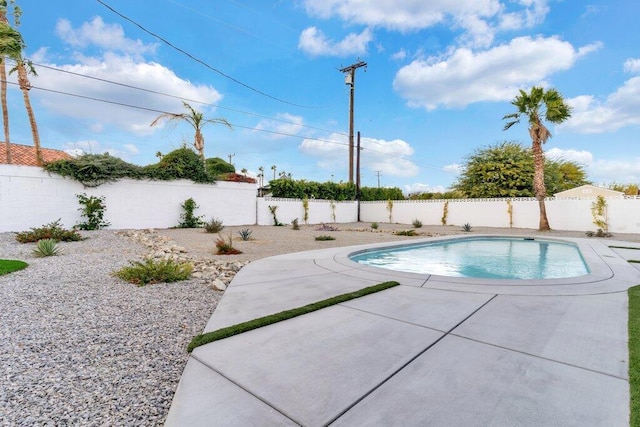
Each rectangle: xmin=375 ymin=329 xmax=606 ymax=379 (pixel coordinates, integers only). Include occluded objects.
xmin=271 ymin=164 xmax=276 ymax=180
xmin=503 ymin=86 xmax=572 ymax=230
xmin=150 ymin=101 xmax=231 ymax=166
xmin=1 ymin=3 xmax=42 ymax=165
xmin=0 ymin=0 xmax=13 ymax=164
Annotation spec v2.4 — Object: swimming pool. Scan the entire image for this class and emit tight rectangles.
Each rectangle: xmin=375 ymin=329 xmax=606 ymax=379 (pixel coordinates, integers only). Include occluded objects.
xmin=350 ymin=237 xmax=589 ymax=280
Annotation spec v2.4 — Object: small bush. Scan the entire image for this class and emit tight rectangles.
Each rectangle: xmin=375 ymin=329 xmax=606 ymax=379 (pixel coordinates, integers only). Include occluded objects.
xmin=204 ymin=217 xmax=224 ymax=233
xmin=315 ymin=235 xmax=336 ymax=241
xmin=114 ymin=258 xmax=193 ymax=286
xmin=178 ymin=198 xmax=205 ymax=228
xmin=412 ymin=219 xmax=423 ymax=228
xmin=76 ymin=193 xmax=110 ymax=230
xmin=462 ymin=223 xmax=473 ymax=232
xmin=32 ymin=239 xmax=61 ymax=257
xmin=216 ymin=233 xmax=242 ymax=255
xmin=371 ymin=222 xmax=379 ymax=230
xmin=291 ymin=218 xmax=300 ymax=230
xmin=394 ymin=229 xmax=417 ymax=236
xmin=237 ymin=229 xmax=253 ymax=241
xmin=15 ymin=219 xmax=84 ymax=243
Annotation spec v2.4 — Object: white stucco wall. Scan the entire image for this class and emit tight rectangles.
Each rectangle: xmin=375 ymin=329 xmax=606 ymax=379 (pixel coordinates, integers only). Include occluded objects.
xmin=0 ymin=165 xmax=256 ymax=232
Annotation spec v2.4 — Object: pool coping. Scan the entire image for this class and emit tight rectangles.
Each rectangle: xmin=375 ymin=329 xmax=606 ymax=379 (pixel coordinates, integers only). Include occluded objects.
xmin=166 ymin=235 xmax=640 ymax=426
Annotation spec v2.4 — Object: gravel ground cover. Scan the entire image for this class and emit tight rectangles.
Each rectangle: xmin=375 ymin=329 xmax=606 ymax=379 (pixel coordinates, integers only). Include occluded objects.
xmin=2 ymin=223 xmax=639 ymax=426
xmin=0 ymin=231 xmax=221 ymax=426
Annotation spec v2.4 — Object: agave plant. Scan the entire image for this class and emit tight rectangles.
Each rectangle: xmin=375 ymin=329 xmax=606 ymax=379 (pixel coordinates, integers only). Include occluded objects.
xmin=32 ymin=239 xmax=61 ymax=257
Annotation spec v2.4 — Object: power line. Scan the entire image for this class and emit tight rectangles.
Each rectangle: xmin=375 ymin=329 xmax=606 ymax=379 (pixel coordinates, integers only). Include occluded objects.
xmin=95 ymin=0 xmax=323 ymax=109
xmin=24 ymin=60 xmax=348 ymax=137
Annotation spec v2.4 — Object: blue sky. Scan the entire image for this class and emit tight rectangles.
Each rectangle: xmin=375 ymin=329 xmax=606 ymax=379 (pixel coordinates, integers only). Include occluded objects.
xmin=5 ymin=0 xmax=640 ymax=193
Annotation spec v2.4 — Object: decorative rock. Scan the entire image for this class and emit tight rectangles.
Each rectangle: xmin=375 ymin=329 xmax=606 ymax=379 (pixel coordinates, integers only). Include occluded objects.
xmin=211 ymin=279 xmax=227 ymax=291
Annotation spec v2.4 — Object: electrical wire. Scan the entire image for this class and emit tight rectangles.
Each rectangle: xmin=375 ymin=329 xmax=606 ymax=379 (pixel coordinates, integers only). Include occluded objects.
xmin=95 ymin=0 xmax=324 ymax=109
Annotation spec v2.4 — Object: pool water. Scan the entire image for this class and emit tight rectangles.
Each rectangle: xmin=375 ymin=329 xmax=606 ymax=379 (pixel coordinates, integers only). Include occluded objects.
xmin=350 ymin=237 xmax=589 ymax=280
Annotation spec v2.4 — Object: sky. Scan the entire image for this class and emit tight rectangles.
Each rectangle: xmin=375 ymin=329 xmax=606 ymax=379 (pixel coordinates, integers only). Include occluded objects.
xmin=4 ymin=0 xmax=640 ymax=193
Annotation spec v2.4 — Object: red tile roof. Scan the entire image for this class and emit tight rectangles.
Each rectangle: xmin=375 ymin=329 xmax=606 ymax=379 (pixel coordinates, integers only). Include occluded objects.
xmin=0 ymin=142 xmax=73 ymax=166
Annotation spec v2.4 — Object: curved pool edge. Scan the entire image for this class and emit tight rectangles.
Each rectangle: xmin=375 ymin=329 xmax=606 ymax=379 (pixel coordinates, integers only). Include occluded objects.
xmin=329 ymin=234 xmax=639 ymax=295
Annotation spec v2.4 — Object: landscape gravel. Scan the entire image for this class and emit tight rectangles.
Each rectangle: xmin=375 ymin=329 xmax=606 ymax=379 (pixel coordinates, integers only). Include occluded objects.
xmin=0 ymin=230 xmax=222 ymax=426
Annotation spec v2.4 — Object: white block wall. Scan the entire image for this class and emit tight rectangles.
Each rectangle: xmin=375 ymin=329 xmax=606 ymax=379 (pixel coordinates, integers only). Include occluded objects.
xmin=257 ymin=198 xmax=357 ymax=226
xmin=0 ymin=165 xmax=256 ymax=232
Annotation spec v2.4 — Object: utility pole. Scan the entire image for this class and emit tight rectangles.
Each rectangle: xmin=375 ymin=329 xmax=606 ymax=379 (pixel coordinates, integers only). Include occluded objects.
xmin=356 ymin=131 xmax=361 ymax=222
xmin=340 ymin=60 xmax=367 ymax=183
xmin=375 ymin=170 xmax=382 ymax=188
xmin=228 ymin=153 xmax=235 ymax=165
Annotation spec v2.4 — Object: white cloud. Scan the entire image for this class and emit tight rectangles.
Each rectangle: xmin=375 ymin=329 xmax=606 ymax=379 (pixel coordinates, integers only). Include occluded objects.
xmin=55 ymin=17 xmax=158 ymax=57
xmin=563 ymin=76 xmax=640 ymax=133
xmin=391 ymin=49 xmax=407 ymax=61
xmin=299 ymin=133 xmax=419 ymax=177
xmin=393 ymin=36 xmax=600 ymax=110
xmin=302 ymin=0 xmax=550 ymax=48
xmin=624 ymin=58 xmax=640 ymax=74
xmin=32 ymin=18 xmax=224 ymax=137
xmin=298 ymin=26 xmax=373 ymax=57
xmin=255 ymin=113 xmax=305 ymax=139
xmin=589 ymin=158 xmax=640 ymax=184
xmin=546 ymin=148 xmax=593 ymax=164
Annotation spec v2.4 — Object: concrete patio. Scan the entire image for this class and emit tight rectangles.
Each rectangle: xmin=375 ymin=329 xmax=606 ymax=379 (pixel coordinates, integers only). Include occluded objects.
xmin=166 ymin=235 xmax=640 ymax=426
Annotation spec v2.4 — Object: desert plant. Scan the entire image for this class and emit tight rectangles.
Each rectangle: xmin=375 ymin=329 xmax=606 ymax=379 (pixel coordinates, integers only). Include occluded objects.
xmin=237 ymin=228 xmax=253 ymax=241
xmin=441 ymin=201 xmax=449 ymax=225
xmin=178 ymin=197 xmax=205 ymax=228
xmin=114 ymin=258 xmax=193 ymax=286
xmin=216 ymin=232 xmax=242 ymax=255
xmin=268 ymin=205 xmax=283 ymax=226
xmin=32 ymin=239 xmax=61 ymax=257
xmin=291 ymin=218 xmax=300 ymax=230
xmin=386 ymin=199 xmax=394 ymax=223
xmin=302 ymin=197 xmax=309 ymax=224
xmin=204 ymin=217 xmax=224 ymax=233
xmin=394 ymin=230 xmax=417 ymax=236
xmin=315 ymin=235 xmax=336 ymax=241
xmin=15 ymin=219 xmax=84 ymax=243
xmin=412 ymin=218 xmax=423 ymax=228
xmin=371 ymin=222 xmax=379 ymax=230
xmin=316 ymin=223 xmax=339 ymax=231
xmin=462 ymin=223 xmax=473 ymax=232
xmin=76 ymin=193 xmax=110 ymax=230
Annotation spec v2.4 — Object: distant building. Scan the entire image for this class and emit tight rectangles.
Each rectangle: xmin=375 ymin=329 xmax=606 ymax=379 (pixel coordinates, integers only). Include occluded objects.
xmin=554 ymin=184 xmax=624 ymax=199
xmin=0 ymin=142 xmax=73 ymax=166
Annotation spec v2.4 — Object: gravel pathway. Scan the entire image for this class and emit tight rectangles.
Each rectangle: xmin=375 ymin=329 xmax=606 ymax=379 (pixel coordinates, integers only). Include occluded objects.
xmin=0 ymin=231 xmax=222 ymax=426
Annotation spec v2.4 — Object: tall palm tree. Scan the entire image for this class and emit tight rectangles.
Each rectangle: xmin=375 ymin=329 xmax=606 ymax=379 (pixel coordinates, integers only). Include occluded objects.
xmin=1 ymin=2 xmax=42 ymax=165
xmin=151 ymin=101 xmax=231 ymax=166
xmin=503 ymin=86 xmax=572 ymax=230
xmin=0 ymin=0 xmax=15 ymax=163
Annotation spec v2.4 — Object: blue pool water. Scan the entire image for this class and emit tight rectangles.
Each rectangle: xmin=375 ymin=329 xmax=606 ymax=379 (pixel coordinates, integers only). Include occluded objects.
xmin=350 ymin=237 xmax=589 ymax=280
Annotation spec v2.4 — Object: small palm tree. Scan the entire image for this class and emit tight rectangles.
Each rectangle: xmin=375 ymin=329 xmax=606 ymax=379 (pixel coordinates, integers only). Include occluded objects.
xmin=503 ymin=86 xmax=572 ymax=230
xmin=241 ymin=168 xmax=247 ymax=177
xmin=150 ymin=101 xmax=231 ymax=166
xmin=271 ymin=164 xmax=276 ymax=180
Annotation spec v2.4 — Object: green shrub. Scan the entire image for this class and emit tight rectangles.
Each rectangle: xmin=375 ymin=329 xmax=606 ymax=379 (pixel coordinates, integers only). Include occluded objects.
xmin=462 ymin=223 xmax=473 ymax=232
xmin=371 ymin=222 xmax=379 ymax=230
xmin=412 ymin=218 xmax=423 ymax=228
xmin=0 ymin=259 xmax=28 ymax=275
xmin=204 ymin=217 xmax=224 ymax=233
xmin=178 ymin=198 xmax=205 ymax=228
xmin=291 ymin=218 xmax=300 ymax=230
xmin=114 ymin=258 xmax=193 ymax=286
xmin=147 ymin=147 xmax=214 ymax=183
xmin=315 ymin=235 xmax=336 ymax=241
xmin=44 ymin=153 xmax=144 ymax=187
xmin=76 ymin=193 xmax=110 ymax=230
xmin=32 ymin=239 xmax=61 ymax=257
xmin=206 ymin=157 xmax=235 ymax=175
xmin=237 ymin=229 xmax=253 ymax=241
xmin=15 ymin=219 xmax=84 ymax=243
